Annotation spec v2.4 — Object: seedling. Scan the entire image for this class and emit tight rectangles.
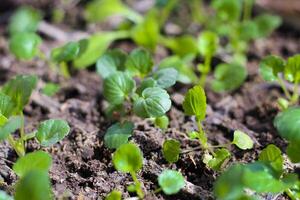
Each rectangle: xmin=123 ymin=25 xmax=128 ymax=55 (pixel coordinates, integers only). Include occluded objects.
xmin=157 ymin=169 xmax=185 ymax=195
xmin=42 ymin=82 xmax=60 ymax=97
xmin=97 ymin=48 xmax=177 ymax=149
xmin=162 ymin=139 xmax=181 ymax=163
xmin=259 ymin=54 xmax=300 ymax=108
xmin=214 ymin=144 xmax=299 ymax=200
xmin=0 ymin=75 xmax=70 ymax=156
xmin=182 ymin=85 xmax=253 ymax=170
xmin=105 ymin=190 xmax=122 ymax=200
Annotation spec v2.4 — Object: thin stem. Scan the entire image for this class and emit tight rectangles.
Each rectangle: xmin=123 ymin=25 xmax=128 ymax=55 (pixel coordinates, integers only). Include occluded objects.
xmin=7 ymin=135 xmax=24 ymax=157
xmin=199 ymin=55 xmax=212 ymax=87
xmin=154 ymin=187 xmax=162 ymax=194
xmin=285 ymin=189 xmax=297 ymax=200
xmin=277 ymin=76 xmax=291 ymax=99
xmin=159 ymin=0 xmax=178 ymax=26
xmin=290 ymin=79 xmax=299 ymax=105
xmin=130 ymin=172 xmax=144 ymax=199
xmin=243 ymin=0 xmax=253 ymax=21
xmin=19 ymin=112 xmax=25 ymax=140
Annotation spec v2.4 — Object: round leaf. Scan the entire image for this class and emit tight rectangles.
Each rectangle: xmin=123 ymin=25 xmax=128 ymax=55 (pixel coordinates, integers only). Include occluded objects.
xmin=125 ymin=48 xmax=153 ymax=77
xmin=105 ymin=190 xmax=122 ymax=200
xmin=182 ymin=85 xmax=206 ymax=121
xmin=232 ymin=130 xmax=254 ymax=150
xmin=0 ymin=116 xmax=23 ymax=141
xmin=212 ymin=0 xmax=242 ymax=22
xmin=152 ymin=68 xmax=178 ymax=89
xmin=254 ymin=14 xmax=281 ymax=38
xmin=259 ymin=55 xmax=284 ymax=82
xmin=154 ymin=115 xmax=169 ymax=130
xmin=198 ymin=31 xmax=219 ymax=57
xmin=258 ymin=144 xmax=283 ymax=177
xmin=0 ymin=92 xmax=15 ymax=118
xmin=103 ymin=72 xmax=135 ymax=105
xmin=162 ymin=139 xmax=181 ymax=163
xmin=9 ymin=33 xmax=41 ymax=60
xmin=36 ymin=119 xmax=70 ymax=147
xmin=13 ymin=151 xmax=52 ymax=178
xmin=104 ymin=122 xmax=134 ymax=149
xmin=158 ymin=170 xmax=185 ymax=195
xmin=112 ymin=143 xmax=143 ymax=173
xmin=133 ymin=87 xmax=171 ymax=118
xmin=207 ymin=148 xmax=231 ymax=170
xmin=51 ymin=42 xmax=80 ymax=63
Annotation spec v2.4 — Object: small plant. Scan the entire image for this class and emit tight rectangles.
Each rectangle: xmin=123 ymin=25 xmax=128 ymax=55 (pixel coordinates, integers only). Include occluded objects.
xmin=182 ymin=85 xmax=253 ymax=170
xmin=259 ymin=54 xmax=300 ymax=109
xmin=157 ymin=169 xmax=185 ymax=195
xmin=0 ymin=75 xmax=70 ymax=156
xmin=97 ymin=48 xmax=177 ymax=149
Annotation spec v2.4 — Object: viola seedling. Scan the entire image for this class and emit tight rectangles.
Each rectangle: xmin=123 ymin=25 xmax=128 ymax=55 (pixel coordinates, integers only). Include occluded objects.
xmin=157 ymin=169 xmax=185 ymax=195
xmin=97 ymin=48 xmax=178 ymax=149
xmin=259 ymin=54 xmax=300 ymax=108
xmin=182 ymin=85 xmax=253 ymax=170
xmin=0 ymin=75 xmax=70 ymax=156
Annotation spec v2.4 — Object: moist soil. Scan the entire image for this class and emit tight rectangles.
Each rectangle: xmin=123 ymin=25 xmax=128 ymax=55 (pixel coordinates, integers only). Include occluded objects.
xmin=1 ymin=2 xmax=300 ymax=200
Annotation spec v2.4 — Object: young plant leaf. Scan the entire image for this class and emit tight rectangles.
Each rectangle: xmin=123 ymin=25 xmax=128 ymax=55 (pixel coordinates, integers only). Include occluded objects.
xmin=2 ymin=75 xmax=38 ymax=113
xmin=136 ymin=78 xmax=157 ymax=95
xmin=9 ymin=33 xmax=41 ymax=60
xmin=112 ymin=143 xmax=143 ymax=173
xmin=154 ymin=115 xmax=169 ymax=130
xmin=152 ymin=68 xmax=178 ymax=89
xmin=96 ymin=49 xmax=127 ymax=79
xmin=133 ymin=87 xmax=171 ymax=118
xmin=51 ymin=42 xmax=80 ymax=63
xmin=207 ymin=148 xmax=231 ymax=170
xmin=14 ymin=170 xmax=52 ymax=200
xmin=0 ymin=116 xmax=23 ymax=140
xmin=0 ymin=92 xmax=15 ymax=117
xmin=104 ymin=122 xmax=134 ymax=149
xmin=42 ymin=83 xmax=60 ymax=97
xmin=125 ymin=48 xmax=153 ymax=77
xmin=36 ymin=119 xmax=70 ymax=147
xmin=162 ymin=139 xmax=181 ymax=163
xmin=182 ymin=85 xmax=206 ymax=121
xmin=9 ymin=6 xmax=42 ymax=34
xmin=212 ymin=0 xmax=242 ymax=22
xmin=285 ymin=55 xmax=300 ymax=83
xmin=162 ymin=35 xmax=198 ymax=57
xmin=105 ymin=190 xmax=122 ymax=200
xmin=0 ymin=191 xmax=13 ymax=200
xmin=259 ymin=55 xmax=285 ymax=82
xmin=198 ymin=31 xmax=219 ymax=57
xmin=158 ymin=170 xmax=185 ymax=195
xmin=286 ymin=142 xmax=300 ymax=163
xmin=232 ymin=130 xmax=254 ymax=150
xmin=103 ymin=72 xmax=135 ymax=105
xmin=274 ymin=107 xmax=300 ymax=144
xmin=13 ymin=151 xmax=52 ymax=178
xmin=258 ymin=144 xmax=283 ymax=177
xmin=254 ymin=14 xmax=281 ymax=38
xmin=211 ymin=63 xmax=247 ymax=92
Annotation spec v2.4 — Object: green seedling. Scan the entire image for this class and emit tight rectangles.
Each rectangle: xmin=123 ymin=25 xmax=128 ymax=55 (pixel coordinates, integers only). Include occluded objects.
xmin=112 ymin=143 xmax=144 ymax=199
xmin=105 ymin=190 xmax=122 ymax=200
xmin=214 ymin=144 xmax=299 ymax=200
xmin=157 ymin=169 xmax=185 ymax=195
xmin=97 ymin=49 xmax=177 ymax=149
xmin=182 ymin=85 xmax=253 ymax=170
xmin=42 ymin=82 xmax=60 ymax=97
xmin=259 ymin=54 xmax=300 ymax=108
xmin=0 ymin=75 xmax=70 ymax=156
xmin=162 ymin=139 xmax=181 ymax=163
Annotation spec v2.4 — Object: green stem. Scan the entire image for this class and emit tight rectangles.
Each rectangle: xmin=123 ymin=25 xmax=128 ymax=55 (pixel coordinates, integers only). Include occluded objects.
xmin=285 ymin=189 xmax=297 ymax=200
xmin=130 ymin=171 xmax=144 ymax=199
xmin=123 ymin=9 xmax=143 ymax=24
xmin=277 ymin=76 xmax=291 ymax=99
xmin=154 ymin=187 xmax=162 ymax=194
xmin=199 ymin=55 xmax=212 ymax=87
xmin=112 ymin=30 xmax=131 ymax=41
xmin=290 ymin=80 xmax=299 ymax=105
xmin=7 ymin=135 xmax=24 ymax=157
xmin=19 ymin=112 xmax=25 ymax=140
xmin=159 ymin=0 xmax=178 ymax=26
xmin=59 ymin=62 xmax=70 ymax=78
xmin=243 ymin=0 xmax=253 ymax=21
xmin=190 ymin=0 xmax=205 ymax=24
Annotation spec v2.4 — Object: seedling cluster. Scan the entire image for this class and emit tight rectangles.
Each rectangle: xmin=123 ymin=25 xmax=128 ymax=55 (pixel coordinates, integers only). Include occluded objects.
xmin=2 ymin=0 xmax=300 ymax=200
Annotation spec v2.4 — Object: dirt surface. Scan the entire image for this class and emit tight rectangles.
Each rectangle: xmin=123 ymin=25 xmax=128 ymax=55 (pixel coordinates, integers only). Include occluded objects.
xmin=1 ymin=1 xmax=300 ymax=200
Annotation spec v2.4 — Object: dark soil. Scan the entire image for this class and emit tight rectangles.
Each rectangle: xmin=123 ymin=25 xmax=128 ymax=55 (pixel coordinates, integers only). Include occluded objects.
xmin=0 ymin=1 xmax=300 ymax=200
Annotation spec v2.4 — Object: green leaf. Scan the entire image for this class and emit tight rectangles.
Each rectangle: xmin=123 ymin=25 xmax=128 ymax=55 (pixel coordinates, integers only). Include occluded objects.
xmin=51 ymin=42 xmax=80 ymax=63
xmin=125 ymin=48 xmax=153 ymax=77
xmin=14 ymin=170 xmax=52 ymax=200
xmin=105 ymin=190 xmax=122 ymax=200
xmin=0 ymin=116 xmax=23 ymax=140
xmin=112 ymin=143 xmax=143 ymax=173
xmin=259 ymin=55 xmax=285 ymax=82
xmin=198 ymin=31 xmax=219 ymax=57
xmin=207 ymin=148 xmax=231 ymax=170
xmin=9 ymin=6 xmax=42 ymax=34
xmin=287 ymin=142 xmax=300 ymax=163
xmin=163 ymin=35 xmax=198 ymax=57
xmin=133 ymin=87 xmax=171 ymax=118
xmin=237 ymin=20 xmax=259 ymax=41
xmin=254 ymin=14 xmax=281 ymax=38
xmin=158 ymin=56 xmax=197 ymax=84
xmin=212 ymin=0 xmax=242 ymax=22
xmin=96 ymin=49 xmax=128 ymax=79
xmin=73 ymin=32 xmax=129 ymax=69
xmin=158 ymin=170 xmax=185 ymax=195
xmin=0 ymin=191 xmax=13 ymax=200
xmin=104 ymin=122 xmax=134 ymax=149
xmin=9 ymin=33 xmax=41 ymax=60
xmin=285 ymin=55 xmax=300 ymax=83
xmin=154 ymin=115 xmax=169 ymax=130
xmin=0 ymin=92 xmax=15 ymax=117
xmin=2 ymin=75 xmax=38 ymax=113
xmin=84 ymin=0 xmax=141 ymax=23
xmin=232 ymin=130 xmax=254 ymax=150
xmin=274 ymin=107 xmax=300 ymax=144
xmin=136 ymin=78 xmax=157 ymax=95
xmin=36 ymin=119 xmax=70 ymax=147
xmin=258 ymin=144 xmax=283 ymax=177
xmin=182 ymin=85 xmax=206 ymax=121
xmin=42 ymin=83 xmax=60 ymax=97
xmin=13 ymin=151 xmax=52 ymax=178
xmin=152 ymin=68 xmax=178 ymax=89
xmin=0 ymin=114 xmax=7 ymax=127
xmin=211 ymin=63 xmax=247 ymax=92
xmin=162 ymin=139 xmax=181 ymax=163
xmin=103 ymin=72 xmax=135 ymax=105
xmin=131 ymin=10 xmax=160 ymax=50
